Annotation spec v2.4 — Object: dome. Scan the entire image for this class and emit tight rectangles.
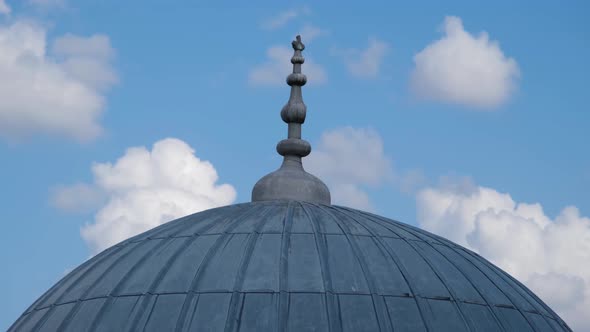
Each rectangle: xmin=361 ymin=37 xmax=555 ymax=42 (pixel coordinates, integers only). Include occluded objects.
xmin=9 ymin=35 xmax=571 ymax=331
xmin=10 ymin=201 xmax=569 ymax=331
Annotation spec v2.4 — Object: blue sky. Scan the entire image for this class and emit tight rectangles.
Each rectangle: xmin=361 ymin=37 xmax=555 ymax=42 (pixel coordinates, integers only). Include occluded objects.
xmin=1 ymin=0 xmax=589 ymax=330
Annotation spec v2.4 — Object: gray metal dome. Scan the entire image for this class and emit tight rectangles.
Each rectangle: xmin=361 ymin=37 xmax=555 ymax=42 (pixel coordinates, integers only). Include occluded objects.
xmin=10 ymin=201 xmax=570 ymax=331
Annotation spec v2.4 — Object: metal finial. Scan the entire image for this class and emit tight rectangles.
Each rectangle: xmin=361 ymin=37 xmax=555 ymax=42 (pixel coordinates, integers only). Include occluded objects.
xmin=278 ymin=35 xmax=309 ymax=158
xmin=292 ymin=35 xmax=305 ymax=51
xmin=251 ymin=35 xmax=331 ymax=204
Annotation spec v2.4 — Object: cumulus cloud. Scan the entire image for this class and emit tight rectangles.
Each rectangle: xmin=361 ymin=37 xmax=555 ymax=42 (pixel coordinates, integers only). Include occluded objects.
xmin=306 ymin=127 xmax=393 ymax=211
xmin=0 ymin=0 xmax=10 ymax=14
xmin=260 ymin=6 xmax=311 ymax=30
xmin=344 ymin=37 xmax=389 ymax=79
xmin=417 ymin=181 xmax=590 ymax=330
xmin=248 ymin=45 xmax=327 ymax=86
xmin=53 ymin=138 xmax=236 ymax=254
xmin=0 ymin=21 xmax=116 ymax=142
xmin=411 ymin=16 xmax=519 ymax=108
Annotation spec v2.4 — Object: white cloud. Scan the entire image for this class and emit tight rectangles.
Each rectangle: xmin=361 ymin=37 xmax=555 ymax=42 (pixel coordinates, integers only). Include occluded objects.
xmin=329 ymin=183 xmax=374 ymax=212
xmin=0 ymin=0 xmax=10 ymax=14
xmin=417 ymin=181 xmax=590 ymax=330
xmin=306 ymin=127 xmax=393 ymax=210
xmin=0 ymin=21 xmax=116 ymax=142
xmin=248 ymin=45 xmax=327 ymax=86
xmin=411 ymin=16 xmax=519 ymax=109
xmin=260 ymin=6 xmax=310 ymax=30
xmin=527 ymin=272 xmax=585 ymax=312
xmin=307 ymin=127 xmax=393 ymax=185
xmin=50 ymin=183 xmax=105 ymax=213
xmin=344 ymin=37 xmax=389 ymax=79
xmin=398 ymin=169 xmax=427 ymax=194
xmin=53 ymin=138 xmax=236 ymax=254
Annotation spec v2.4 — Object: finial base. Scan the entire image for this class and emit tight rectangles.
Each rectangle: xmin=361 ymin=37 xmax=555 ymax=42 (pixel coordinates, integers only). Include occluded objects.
xmin=252 ymin=157 xmax=331 ymax=204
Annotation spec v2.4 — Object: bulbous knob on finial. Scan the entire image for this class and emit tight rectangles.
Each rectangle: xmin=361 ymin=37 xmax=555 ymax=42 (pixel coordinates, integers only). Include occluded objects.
xmin=281 ymin=35 xmax=308 ymax=124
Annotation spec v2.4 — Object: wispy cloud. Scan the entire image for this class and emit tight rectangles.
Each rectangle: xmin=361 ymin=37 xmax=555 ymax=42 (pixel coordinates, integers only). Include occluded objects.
xmin=343 ymin=37 xmax=390 ymax=79
xmin=50 ymin=183 xmax=105 ymax=213
xmin=305 ymin=126 xmax=427 ymax=209
xmin=297 ymin=23 xmax=329 ymax=43
xmin=28 ymin=0 xmax=66 ymax=8
xmin=248 ymin=45 xmax=327 ymax=86
xmin=0 ymin=0 xmax=10 ymax=14
xmin=260 ymin=6 xmax=311 ymax=30
xmin=306 ymin=127 xmax=394 ymax=211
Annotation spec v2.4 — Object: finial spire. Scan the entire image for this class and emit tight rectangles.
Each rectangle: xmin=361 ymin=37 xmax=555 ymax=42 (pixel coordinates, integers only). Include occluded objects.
xmin=251 ymin=35 xmax=331 ymax=204
xmin=277 ymin=35 xmax=310 ymax=160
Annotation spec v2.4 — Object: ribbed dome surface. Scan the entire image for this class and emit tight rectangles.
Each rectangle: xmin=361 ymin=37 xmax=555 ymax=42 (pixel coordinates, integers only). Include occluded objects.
xmin=10 ymin=201 xmax=570 ymax=331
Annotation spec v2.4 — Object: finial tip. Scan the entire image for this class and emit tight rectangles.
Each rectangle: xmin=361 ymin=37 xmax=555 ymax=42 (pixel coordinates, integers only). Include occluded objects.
xmin=292 ymin=35 xmax=305 ymax=51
